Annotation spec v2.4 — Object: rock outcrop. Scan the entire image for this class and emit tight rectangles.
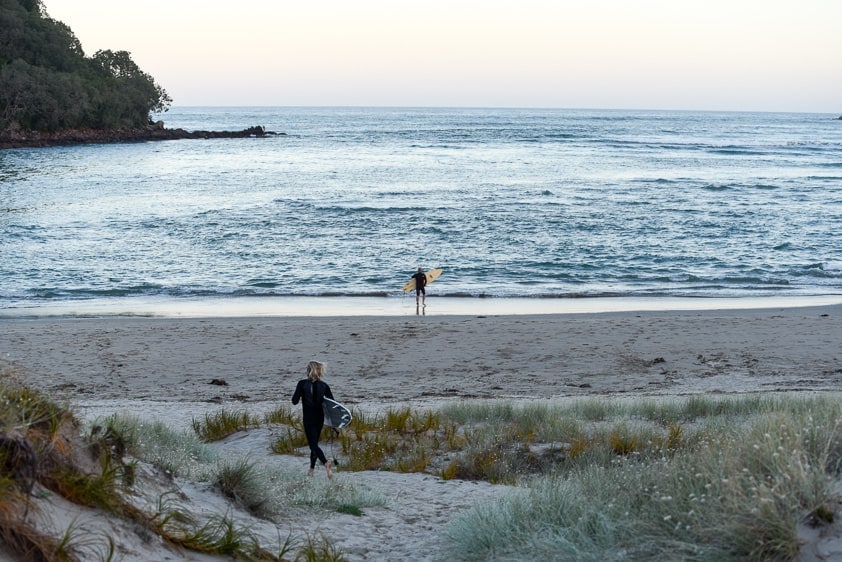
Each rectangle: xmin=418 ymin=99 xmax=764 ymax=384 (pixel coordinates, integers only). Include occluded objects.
xmin=0 ymin=124 xmax=284 ymax=149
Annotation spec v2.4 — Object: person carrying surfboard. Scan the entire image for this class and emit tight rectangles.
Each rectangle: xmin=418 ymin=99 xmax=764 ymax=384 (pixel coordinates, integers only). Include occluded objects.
xmin=411 ymin=267 xmax=427 ymax=306
xmin=291 ymin=360 xmax=335 ymax=479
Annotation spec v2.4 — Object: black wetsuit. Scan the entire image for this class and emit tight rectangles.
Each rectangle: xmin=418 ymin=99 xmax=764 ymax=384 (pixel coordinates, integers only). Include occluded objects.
xmin=412 ymin=270 xmax=427 ymax=295
xmin=292 ymin=379 xmax=334 ymax=469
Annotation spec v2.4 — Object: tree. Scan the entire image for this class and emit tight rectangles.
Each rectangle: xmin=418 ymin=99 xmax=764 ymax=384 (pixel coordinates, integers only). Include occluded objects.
xmin=0 ymin=0 xmax=170 ymax=132
xmin=92 ymin=49 xmax=172 ymax=114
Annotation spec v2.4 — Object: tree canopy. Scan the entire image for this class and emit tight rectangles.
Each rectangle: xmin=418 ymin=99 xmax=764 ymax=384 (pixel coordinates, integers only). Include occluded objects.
xmin=0 ymin=0 xmax=171 ymax=132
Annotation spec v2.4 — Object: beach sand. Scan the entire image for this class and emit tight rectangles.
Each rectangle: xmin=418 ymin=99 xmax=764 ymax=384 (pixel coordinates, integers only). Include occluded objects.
xmin=3 ymin=305 xmax=841 ymax=407
xmin=2 ymin=304 xmax=842 ymax=560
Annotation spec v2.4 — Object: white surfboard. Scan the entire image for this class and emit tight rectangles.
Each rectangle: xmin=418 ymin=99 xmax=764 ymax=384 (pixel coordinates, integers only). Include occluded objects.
xmin=323 ymin=397 xmax=352 ymax=429
xmin=402 ymin=268 xmax=443 ymax=292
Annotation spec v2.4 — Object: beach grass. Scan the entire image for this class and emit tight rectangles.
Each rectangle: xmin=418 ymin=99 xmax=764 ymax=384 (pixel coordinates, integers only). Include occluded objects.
xmin=293 ymin=532 xmax=349 ymax=561
xmin=264 ymin=393 xmax=842 ymax=560
xmin=54 ymin=522 xmax=117 ymax=562
xmin=0 ymin=371 xmax=364 ymax=561
xmin=328 ymin=406 xmax=463 ymax=472
xmin=104 ymin=412 xmax=387 ymax=513
xmin=99 ymin=413 xmax=216 ymax=478
xmin=0 ymin=372 xmax=135 ymax=561
xmin=270 ymin=426 xmax=310 ymax=454
xmin=6 ymin=361 xmax=841 ymax=560
xmin=441 ymin=394 xmax=842 ymax=561
xmin=192 ymin=408 xmax=263 ymax=442
xmin=215 ymin=455 xmax=270 ymax=516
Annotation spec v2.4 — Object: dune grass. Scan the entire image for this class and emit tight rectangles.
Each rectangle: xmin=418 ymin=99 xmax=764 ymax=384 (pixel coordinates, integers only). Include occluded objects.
xmin=263 ymin=393 xmax=842 ymax=560
xmin=7 ymin=362 xmax=839 ymax=561
xmin=442 ymin=394 xmax=842 ymax=561
xmin=98 ymin=413 xmax=216 ymax=478
xmin=270 ymin=406 xmax=465 ymax=473
xmin=0 ymin=370 xmax=290 ymax=561
xmin=191 ymin=405 xmax=300 ymax=443
xmin=257 ymin=393 xmax=841 ymax=559
xmin=0 ymin=371 xmax=363 ymax=561
xmin=0 ymin=371 xmax=100 ymax=561
xmin=103 ymin=412 xmax=386 ymax=516
xmin=192 ymin=408 xmax=263 ymax=442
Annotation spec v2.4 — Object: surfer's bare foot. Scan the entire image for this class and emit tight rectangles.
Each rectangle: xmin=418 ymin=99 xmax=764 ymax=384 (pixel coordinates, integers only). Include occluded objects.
xmin=325 ymin=461 xmax=333 ymax=479
xmin=308 ymin=468 xmax=314 ymax=477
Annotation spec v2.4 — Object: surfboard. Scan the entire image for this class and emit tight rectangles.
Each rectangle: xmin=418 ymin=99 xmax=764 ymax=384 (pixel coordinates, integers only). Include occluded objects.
xmin=323 ymin=397 xmax=352 ymax=429
xmin=402 ymin=268 xmax=443 ymax=293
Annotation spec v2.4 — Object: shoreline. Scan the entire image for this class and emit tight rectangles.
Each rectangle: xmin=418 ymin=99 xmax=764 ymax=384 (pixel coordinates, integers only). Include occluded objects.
xmin=2 ymin=293 xmax=842 ymax=319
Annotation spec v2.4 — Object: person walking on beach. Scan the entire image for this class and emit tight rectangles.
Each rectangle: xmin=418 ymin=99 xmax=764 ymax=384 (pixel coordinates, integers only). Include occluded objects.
xmin=411 ymin=267 xmax=427 ymax=306
xmin=292 ymin=360 xmax=334 ymax=479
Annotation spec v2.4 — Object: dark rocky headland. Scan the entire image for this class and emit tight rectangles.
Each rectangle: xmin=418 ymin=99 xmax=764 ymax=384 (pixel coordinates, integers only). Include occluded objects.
xmin=0 ymin=122 xmax=284 ymax=150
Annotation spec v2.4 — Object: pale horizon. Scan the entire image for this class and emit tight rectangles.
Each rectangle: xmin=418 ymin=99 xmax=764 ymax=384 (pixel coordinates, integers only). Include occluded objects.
xmin=42 ymin=1 xmax=842 ymax=114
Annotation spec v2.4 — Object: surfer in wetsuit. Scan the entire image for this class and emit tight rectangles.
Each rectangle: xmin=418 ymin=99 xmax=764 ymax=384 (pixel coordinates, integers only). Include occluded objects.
xmin=291 ymin=360 xmax=334 ymax=478
xmin=412 ymin=267 xmax=427 ymax=306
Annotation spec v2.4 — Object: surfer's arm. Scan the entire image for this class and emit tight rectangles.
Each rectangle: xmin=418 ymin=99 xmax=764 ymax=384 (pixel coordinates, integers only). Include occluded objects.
xmin=324 ymin=384 xmax=334 ymax=401
xmin=292 ymin=380 xmax=303 ymax=405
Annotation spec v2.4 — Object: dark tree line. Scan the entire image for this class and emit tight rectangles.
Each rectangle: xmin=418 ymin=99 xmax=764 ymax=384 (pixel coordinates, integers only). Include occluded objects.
xmin=0 ymin=0 xmax=171 ymax=132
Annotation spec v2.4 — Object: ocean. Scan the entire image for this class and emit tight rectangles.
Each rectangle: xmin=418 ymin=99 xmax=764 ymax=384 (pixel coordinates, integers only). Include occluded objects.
xmin=2 ymin=107 xmax=841 ymax=317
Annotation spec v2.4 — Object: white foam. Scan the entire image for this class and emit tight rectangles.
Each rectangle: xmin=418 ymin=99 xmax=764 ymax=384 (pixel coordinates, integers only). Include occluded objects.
xmin=2 ymin=294 xmax=841 ymax=319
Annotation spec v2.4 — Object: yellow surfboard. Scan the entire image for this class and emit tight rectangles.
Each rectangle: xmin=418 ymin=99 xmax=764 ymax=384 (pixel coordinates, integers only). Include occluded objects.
xmin=402 ymin=268 xmax=443 ymax=292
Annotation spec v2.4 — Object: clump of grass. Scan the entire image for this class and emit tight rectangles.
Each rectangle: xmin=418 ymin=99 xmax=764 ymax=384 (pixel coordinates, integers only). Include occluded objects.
xmin=192 ymin=408 xmax=262 ymax=442
xmin=99 ymin=414 xmax=217 ymax=478
xmin=263 ymin=405 xmax=298 ymax=426
xmin=44 ymin=459 xmax=122 ymax=512
xmin=336 ymin=503 xmax=364 ymax=516
xmin=337 ymin=407 xmax=461 ymax=473
xmin=53 ymin=520 xmax=117 ymax=562
xmin=140 ymin=492 xmax=281 ymax=559
xmin=294 ymin=532 xmax=349 ymax=562
xmin=170 ymin=514 xmax=275 ymax=559
xmin=284 ymin=472 xmax=386 ymax=512
xmin=0 ymin=375 xmax=75 ymax=438
xmin=215 ymin=456 xmax=268 ymax=516
xmin=443 ymin=425 xmax=539 ymax=484
xmin=0 ymin=373 xmax=128 ymax=561
xmin=270 ymin=427 xmax=309 ymax=455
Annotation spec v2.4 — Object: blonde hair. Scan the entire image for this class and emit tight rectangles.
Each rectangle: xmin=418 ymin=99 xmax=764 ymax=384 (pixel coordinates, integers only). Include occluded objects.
xmin=306 ymin=360 xmax=325 ymax=382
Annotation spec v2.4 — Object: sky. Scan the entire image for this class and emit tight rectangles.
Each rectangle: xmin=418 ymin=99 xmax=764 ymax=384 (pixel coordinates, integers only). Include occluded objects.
xmin=42 ymin=0 xmax=842 ymax=112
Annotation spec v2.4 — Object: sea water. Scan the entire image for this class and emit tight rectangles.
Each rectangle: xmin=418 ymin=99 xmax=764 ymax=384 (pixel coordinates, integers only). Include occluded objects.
xmin=2 ymin=107 xmax=841 ymax=316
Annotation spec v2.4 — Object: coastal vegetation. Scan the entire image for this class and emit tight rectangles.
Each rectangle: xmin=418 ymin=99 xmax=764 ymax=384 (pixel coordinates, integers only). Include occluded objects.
xmin=193 ymin=396 xmax=842 ymax=561
xmin=3 ymin=365 xmax=840 ymax=560
xmin=0 ymin=0 xmax=171 ymax=133
xmin=440 ymin=396 xmax=842 ymax=561
xmin=0 ymin=371 xmax=367 ymax=561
